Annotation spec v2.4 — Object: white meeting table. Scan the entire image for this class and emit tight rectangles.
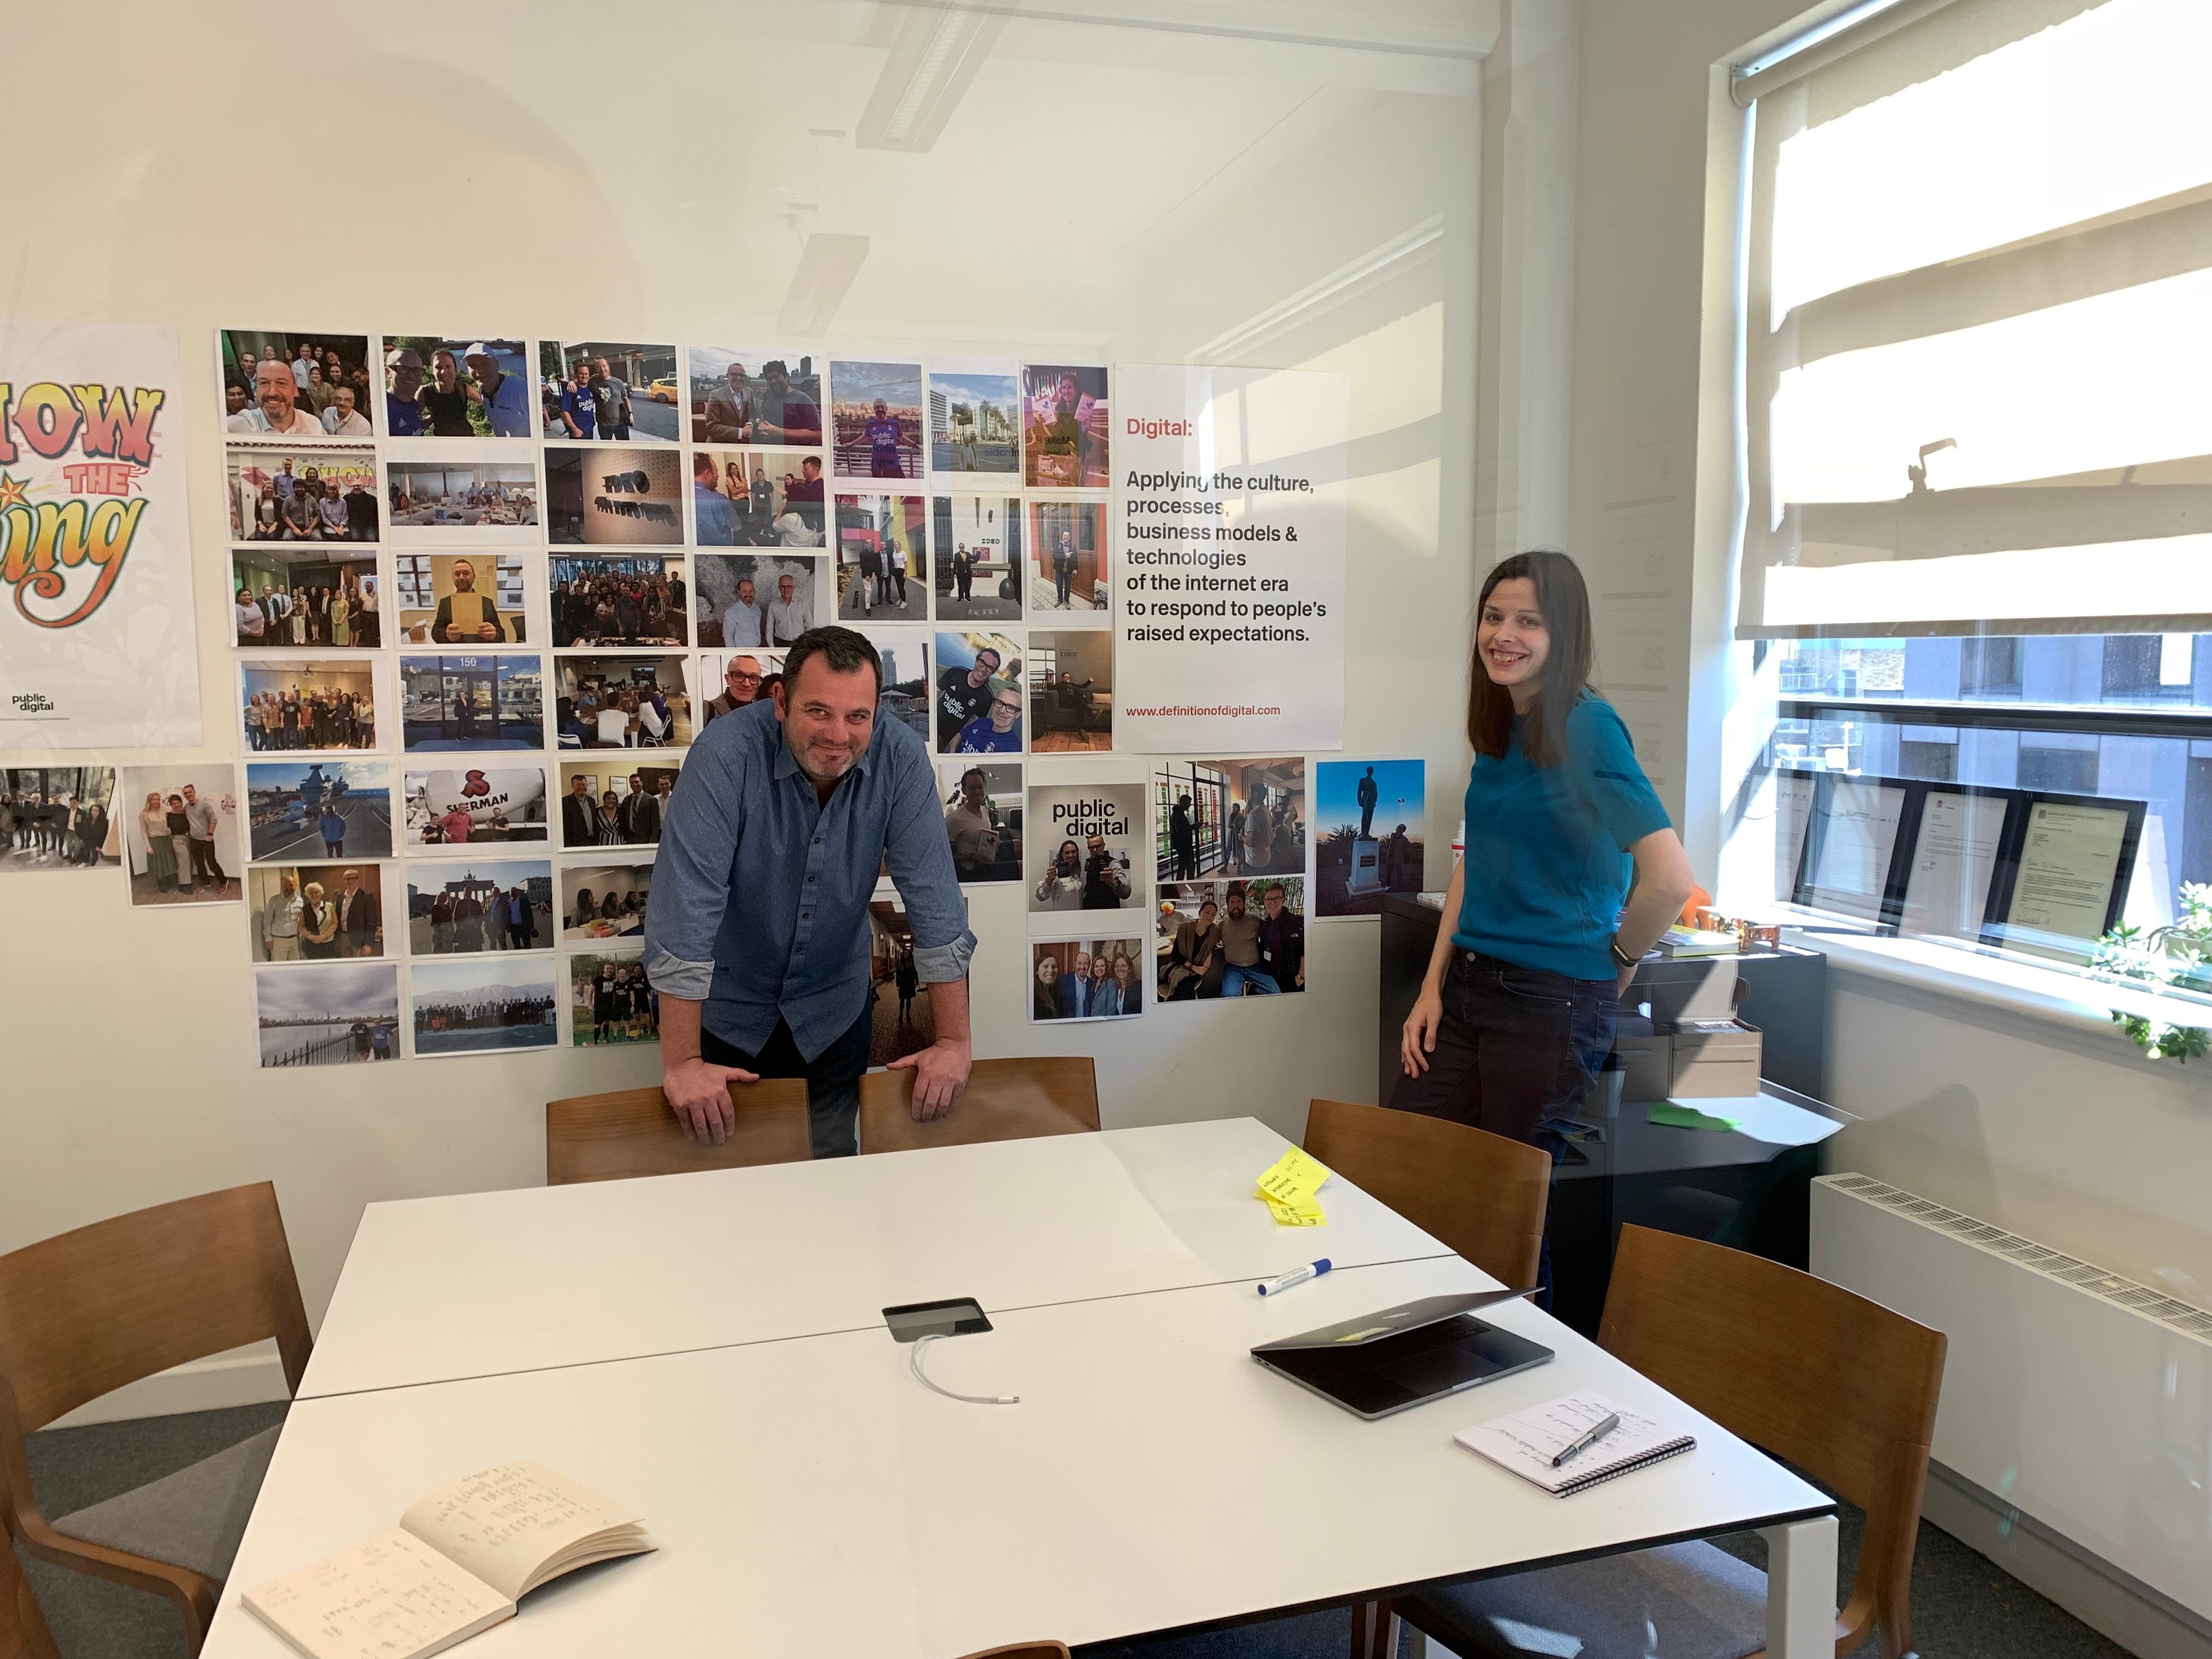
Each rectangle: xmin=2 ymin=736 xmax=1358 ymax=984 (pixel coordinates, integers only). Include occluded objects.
xmin=209 ymin=1253 xmax=1836 ymax=1658
xmin=298 ymin=1118 xmax=1453 ymax=1399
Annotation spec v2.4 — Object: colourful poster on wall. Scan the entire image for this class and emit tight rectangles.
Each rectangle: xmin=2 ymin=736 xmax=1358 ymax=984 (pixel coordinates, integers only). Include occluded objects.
xmin=1111 ymin=363 xmax=1346 ymax=754
xmin=0 ymin=320 xmax=200 ymax=748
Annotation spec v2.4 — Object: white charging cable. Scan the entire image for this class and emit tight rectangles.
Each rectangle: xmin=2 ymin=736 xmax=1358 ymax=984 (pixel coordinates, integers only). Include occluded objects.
xmin=908 ymin=1333 xmax=1020 ymax=1406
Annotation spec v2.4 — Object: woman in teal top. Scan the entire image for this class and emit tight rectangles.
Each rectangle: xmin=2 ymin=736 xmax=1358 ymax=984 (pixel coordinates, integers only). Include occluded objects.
xmin=1396 ymin=551 xmax=1693 ymax=1296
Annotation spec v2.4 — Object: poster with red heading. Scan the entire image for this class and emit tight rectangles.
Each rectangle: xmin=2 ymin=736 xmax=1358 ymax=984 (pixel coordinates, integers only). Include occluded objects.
xmin=1112 ymin=363 xmax=1345 ymax=754
xmin=0 ymin=320 xmax=200 ymax=748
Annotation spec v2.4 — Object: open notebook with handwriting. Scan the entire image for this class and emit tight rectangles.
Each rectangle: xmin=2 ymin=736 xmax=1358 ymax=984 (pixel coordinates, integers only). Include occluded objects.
xmin=241 ymin=1461 xmax=653 ymax=1659
xmin=1455 ymin=1391 xmax=1696 ymax=1497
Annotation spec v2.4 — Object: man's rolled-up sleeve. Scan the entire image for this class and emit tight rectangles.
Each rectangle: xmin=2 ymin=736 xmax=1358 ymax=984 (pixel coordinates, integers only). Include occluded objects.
xmin=883 ymin=746 xmax=977 ymax=984
xmin=643 ymin=742 xmax=745 ymax=1000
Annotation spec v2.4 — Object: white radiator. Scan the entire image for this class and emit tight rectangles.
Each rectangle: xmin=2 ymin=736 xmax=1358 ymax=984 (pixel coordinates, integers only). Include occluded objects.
xmin=1810 ymin=1175 xmax=2212 ymax=1630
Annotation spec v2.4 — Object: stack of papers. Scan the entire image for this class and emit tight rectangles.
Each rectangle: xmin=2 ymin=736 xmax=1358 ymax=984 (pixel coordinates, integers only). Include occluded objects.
xmin=1255 ymin=1147 xmax=1331 ymax=1228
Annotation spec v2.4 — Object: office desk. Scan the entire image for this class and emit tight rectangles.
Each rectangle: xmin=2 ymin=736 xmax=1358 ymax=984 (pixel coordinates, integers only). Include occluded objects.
xmin=300 ymin=1118 xmax=1452 ymax=1399
xmin=210 ymin=1255 xmax=1835 ymax=1658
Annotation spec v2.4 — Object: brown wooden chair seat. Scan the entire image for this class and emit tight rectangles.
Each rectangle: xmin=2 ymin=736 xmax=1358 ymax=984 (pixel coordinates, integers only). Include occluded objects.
xmin=546 ymin=1080 xmax=812 ymax=1184
xmin=0 ymin=1184 xmax=313 ymax=1655
xmin=1302 ymin=1099 xmax=1551 ymax=1287
xmin=1358 ymin=1225 xmax=1946 ymax=1659
xmin=859 ymin=1057 xmax=1099 ymax=1154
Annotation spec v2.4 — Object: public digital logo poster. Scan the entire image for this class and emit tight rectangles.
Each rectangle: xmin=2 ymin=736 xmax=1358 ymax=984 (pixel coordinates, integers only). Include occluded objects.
xmin=0 ymin=320 xmax=202 ymax=747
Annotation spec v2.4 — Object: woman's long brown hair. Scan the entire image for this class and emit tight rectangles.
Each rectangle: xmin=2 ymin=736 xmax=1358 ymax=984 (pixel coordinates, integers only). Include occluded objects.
xmin=1467 ymin=549 xmax=1596 ymax=768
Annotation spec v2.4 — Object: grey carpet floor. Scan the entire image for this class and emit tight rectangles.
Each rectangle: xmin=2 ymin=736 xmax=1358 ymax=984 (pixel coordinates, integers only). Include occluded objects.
xmin=14 ymin=1405 xmax=2133 ymax=1659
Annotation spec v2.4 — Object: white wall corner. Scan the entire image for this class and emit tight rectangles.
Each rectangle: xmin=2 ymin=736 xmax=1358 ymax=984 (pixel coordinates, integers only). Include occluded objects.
xmin=46 ymin=1342 xmax=291 ymax=1430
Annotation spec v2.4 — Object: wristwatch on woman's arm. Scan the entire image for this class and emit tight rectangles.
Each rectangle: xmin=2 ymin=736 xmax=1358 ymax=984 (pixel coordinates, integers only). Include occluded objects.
xmin=1608 ymin=933 xmax=1639 ymax=969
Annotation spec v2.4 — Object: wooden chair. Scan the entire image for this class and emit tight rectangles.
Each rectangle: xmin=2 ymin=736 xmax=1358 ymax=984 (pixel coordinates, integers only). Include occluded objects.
xmin=1359 ymin=1225 xmax=1946 ymax=1659
xmin=0 ymin=1184 xmax=313 ymax=1656
xmin=546 ymin=1081 xmax=812 ymax=1184
xmin=2 ymin=1531 xmax=61 ymax=1659
xmin=1301 ymin=1100 xmax=1551 ymax=1288
xmin=859 ymin=1058 xmax=1099 ymax=1154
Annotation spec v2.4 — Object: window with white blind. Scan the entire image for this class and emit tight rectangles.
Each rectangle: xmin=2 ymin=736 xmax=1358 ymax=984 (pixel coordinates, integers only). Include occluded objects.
xmin=1733 ymin=0 xmax=2212 ymax=950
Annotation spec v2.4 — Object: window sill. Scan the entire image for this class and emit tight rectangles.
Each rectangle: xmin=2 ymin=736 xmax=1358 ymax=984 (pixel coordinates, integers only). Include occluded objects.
xmin=1786 ymin=929 xmax=2212 ymax=1063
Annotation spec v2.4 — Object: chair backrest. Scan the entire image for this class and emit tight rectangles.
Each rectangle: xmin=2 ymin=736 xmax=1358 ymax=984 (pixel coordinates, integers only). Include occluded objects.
xmin=1599 ymin=1225 xmax=1947 ymax=1657
xmin=1301 ymin=1100 xmax=1551 ymax=1288
xmin=859 ymin=1058 xmax=1099 ymax=1154
xmin=546 ymin=1082 xmax=812 ymax=1184
xmin=0 ymin=1183 xmax=311 ymax=1437
xmin=0 ymin=1528 xmax=60 ymax=1659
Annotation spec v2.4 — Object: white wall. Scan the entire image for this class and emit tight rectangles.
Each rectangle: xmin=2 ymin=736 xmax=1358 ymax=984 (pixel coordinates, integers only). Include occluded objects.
xmin=0 ymin=1 xmax=1484 ymax=1359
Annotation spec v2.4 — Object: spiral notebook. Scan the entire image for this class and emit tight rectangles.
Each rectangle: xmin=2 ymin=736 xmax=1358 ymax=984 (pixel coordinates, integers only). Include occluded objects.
xmin=1455 ymin=1391 xmax=1695 ymax=1497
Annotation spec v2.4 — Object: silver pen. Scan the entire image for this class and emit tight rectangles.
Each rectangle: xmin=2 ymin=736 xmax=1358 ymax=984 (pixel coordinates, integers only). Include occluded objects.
xmin=1551 ymin=1411 xmax=1622 ymax=1468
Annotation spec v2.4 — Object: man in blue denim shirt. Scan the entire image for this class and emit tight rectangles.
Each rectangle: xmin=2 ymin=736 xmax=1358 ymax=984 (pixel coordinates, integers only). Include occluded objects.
xmin=644 ymin=627 xmax=977 ymax=1156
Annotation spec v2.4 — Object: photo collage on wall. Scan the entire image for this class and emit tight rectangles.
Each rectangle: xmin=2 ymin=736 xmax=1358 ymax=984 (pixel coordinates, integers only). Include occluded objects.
xmin=0 ymin=332 xmax=1421 ymax=1065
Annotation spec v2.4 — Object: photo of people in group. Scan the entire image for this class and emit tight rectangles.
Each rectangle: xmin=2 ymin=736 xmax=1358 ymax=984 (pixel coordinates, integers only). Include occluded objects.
xmin=930 ymin=495 xmax=1024 ymax=622
xmin=834 ymin=495 xmax=926 ymax=619
xmin=1314 ymin=758 xmax=1427 ymax=916
xmin=232 ymin=547 xmax=380 ymax=649
xmin=688 ymin=349 xmax=823 ymax=446
xmin=225 ymin=448 xmax=379 ymax=544
xmin=385 ymin=460 xmax=539 ymax=545
xmin=1031 ymin=938 xmax=1145 ymax=1022
xmin=545 ymin=448 xmax=683 ymax=546
xmin=410 ymin=958 xmax=558 ymax=1057
xmin=245 ymin=760 xmax=395 ymax=862
xmin=1027 ymin=499 xmax=1107 ymax=618
xmin=852 ymin=630 xmax=931 ymax=744
xmin=239 ymin=660 xmax=380 ymax=753
xmin=249 ymin=863 xmax=387 ymax=963
xmin=0 ymin=768 xmax=117 ymax=873
xmin=939 ymin=759 xmax=1021 ymax=884
xmin=698 ymin=650 xmax=787 ymax=727
xmin=1027 ymin=782 xmax=1141 ymax=916
xmin=1027 ymin=631 xmax=1112 ymax=752
xmin=927 ymin=365 xmax=1019 ymax=476
xmin=934 ymin=631 xmax=1024 ymax=755
xmin=402 ymin=768 xmax=549 ymax=850
xmin=695 ymin=554 xmax=818 ymax=649
xmin=560 ymin=862 xmax=653 ymax=942
xmin=557 ymin=762 xmax=680 ymax=849
xmin=1022 ymin=363 xmax=1110 ymax=488
xmin=399 ymin=655 xmax=543 ymax=752
xmin=408 ymin=860 xmax=551 ymax=957
xmin=395 ymin=554 xmax=529 ymax=645
xmin=1153 ymin=756 xmax=1308 ymax=881
xmin=381 ymin=336 xmax=533 ymax=438
xmin=1156 ymin=878 xmax=1308 ymax=1001
xmin=829 ymin=359 xmax=924 ymax=480
xmin=539 ymin=340 xmax=680 ymax=444
xmin=222 ymin=331 xmax=375 ymax=438
xmin=549 ymin=557 xmax=687 ymax=647
xmin=692 ymin=448 xmax=825 ymax=546
xmin=119 ymin=764 xmax=242 ymax=908
xmin=255 ymin=962 xmax=399 ymax=1068
xmin=570 ymin=949 xmax=658 ymax=1047
xmin=554 ymin=656 xmax=692 ymax=751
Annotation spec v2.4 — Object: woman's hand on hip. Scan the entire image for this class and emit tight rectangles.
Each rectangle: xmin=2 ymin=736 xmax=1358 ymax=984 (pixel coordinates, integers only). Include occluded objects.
xmin=1401 ymin=986 xmax=1444 ymax=1077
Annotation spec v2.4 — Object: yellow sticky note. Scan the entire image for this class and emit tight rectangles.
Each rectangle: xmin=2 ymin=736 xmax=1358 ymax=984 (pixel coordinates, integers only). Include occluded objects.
xmin=1256 ymin=1148 xmax=1333 ymax=1208
xmin=1263 ymin=1193 xmax=1327 ymax=1228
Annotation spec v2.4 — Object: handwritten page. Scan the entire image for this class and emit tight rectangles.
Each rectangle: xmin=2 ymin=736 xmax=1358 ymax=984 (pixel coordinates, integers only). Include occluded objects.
xmin=1256 ymin=1147 xmax=1332 ymax=1227
xmin=400 ymin=1462 xmax=647 ymax=1601
xmin=243 ymin=1528 xmax=512 ymax=1659
xmin=1455 ymin=1391 xmax=1695 ymax=1497
xmin=1806 ymin=778 xmax=1906 ymax=923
